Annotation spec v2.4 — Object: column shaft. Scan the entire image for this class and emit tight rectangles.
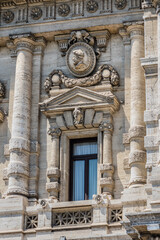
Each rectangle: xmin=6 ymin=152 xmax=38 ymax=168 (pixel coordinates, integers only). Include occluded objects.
xmin=99 ymin=115 xmax=114 ymax=197
xmin=47 ymin=126 xmax=61 ymax=199
xmin=128 ymin=24 xmax=146 ymax=187
xmin=7 ymin=40 xmax=34 ymax=196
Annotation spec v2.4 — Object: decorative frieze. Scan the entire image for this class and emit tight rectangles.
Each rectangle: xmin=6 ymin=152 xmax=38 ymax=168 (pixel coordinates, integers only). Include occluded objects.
xmin=0 ymin=0 xmax=143 ymax=27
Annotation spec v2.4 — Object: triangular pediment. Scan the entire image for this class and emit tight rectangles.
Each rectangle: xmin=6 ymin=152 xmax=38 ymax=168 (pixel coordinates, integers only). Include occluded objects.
xmin=40 ymin=86 xmax=119 ymax=116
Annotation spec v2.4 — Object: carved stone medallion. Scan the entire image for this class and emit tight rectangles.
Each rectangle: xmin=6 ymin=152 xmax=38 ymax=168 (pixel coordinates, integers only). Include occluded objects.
xmin=115 ymin=0 xmax=127 ymax=9
xmin=66 ymin=42 xmax=96 ymax=77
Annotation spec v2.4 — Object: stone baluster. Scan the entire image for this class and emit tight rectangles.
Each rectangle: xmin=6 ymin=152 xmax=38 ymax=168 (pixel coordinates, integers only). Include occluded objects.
xmin=46 ymin=125 xmax=61 ymax=199
xmin=127 ymin=23 xmax=146 ymax=187
xmin=7 ymin=35 xmax=35 ymax=196
xmin=99 ymin=113 xmax=114 ymax=198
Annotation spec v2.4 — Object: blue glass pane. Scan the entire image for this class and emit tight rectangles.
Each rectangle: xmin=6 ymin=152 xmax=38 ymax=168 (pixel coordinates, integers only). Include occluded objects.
xmin=73 ymin=160 xmax=85 ymax=201
xmin=89 ymin=159 xmax=97 ymax=199
xmin=73 ymin=142 xmax=97 ymax=156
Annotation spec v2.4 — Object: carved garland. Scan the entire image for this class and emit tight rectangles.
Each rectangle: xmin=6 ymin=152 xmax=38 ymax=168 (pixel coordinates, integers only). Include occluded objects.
xmin=44 ymin=64 xmax=120 ymax=92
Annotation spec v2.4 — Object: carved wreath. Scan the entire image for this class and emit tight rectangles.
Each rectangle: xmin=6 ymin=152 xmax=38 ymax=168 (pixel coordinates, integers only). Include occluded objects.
xmin=44 ymin=64 xmax=120 ymax=93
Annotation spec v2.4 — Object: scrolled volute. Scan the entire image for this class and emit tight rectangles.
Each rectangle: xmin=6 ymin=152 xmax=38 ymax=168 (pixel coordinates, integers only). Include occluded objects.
xmin=48 ymin=127 xmax=61 ymax=139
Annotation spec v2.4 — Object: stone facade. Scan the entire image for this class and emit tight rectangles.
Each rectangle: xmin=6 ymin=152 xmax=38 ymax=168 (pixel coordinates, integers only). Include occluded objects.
xmin=0 ymin=0 xmax=159 ymax=240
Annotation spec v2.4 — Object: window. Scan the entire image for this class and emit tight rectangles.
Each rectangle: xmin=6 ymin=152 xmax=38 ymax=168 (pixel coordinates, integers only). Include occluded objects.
xmin=70 ymin=138 xmax=97 ymax=201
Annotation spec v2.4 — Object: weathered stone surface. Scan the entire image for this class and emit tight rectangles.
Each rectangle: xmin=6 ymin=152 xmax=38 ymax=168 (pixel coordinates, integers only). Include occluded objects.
xmin=0 ymin=2 xmax=159 ymax=240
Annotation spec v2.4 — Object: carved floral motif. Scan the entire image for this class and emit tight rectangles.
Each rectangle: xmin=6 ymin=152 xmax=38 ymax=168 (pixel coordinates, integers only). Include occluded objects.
xmin=86 ymin=0 xmax=98 ymax=13
xmin=58 ymin=4 xmax=70 ymax=17
xmin=2 ymin=10 xmax=14 ymax=23
xmin=30 ymin=7 xmax=42 ymax=20
xmin=115 ymin=0 xmax=127 ymax=10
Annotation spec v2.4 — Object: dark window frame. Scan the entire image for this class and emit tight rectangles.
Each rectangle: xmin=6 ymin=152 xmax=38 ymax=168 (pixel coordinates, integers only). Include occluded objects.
xmin=69 ymin=137 xmax=97 ymax=201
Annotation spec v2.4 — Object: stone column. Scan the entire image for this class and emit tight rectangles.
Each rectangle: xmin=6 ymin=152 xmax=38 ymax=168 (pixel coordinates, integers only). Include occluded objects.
xmin=46 ymin=125 xmax=61 ymax=199
xmin=127 ymin=23 xmax=146 ymax=187
xmin=99 ymin=113 xmax=114 ymax=198
xmin=7 ymin=34 xmax=45 ymax=197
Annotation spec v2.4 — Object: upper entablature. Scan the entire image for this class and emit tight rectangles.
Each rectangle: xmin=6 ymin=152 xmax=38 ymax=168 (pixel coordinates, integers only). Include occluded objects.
xmin=0 ymin=0 xmax=145 ymax=26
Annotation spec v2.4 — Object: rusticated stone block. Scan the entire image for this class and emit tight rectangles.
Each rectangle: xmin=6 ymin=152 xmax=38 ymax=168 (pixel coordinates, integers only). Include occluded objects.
xmin=129 ymin=150 xmax=146 ymax=165
xmin=129 ymin=125 xmax=146 ymax=140
xmin=9 ymin=137 xmax=30 ymax=152
xmin=100 ymin=177 xmax=114 ymax=187
xmin=46 ymin=182 xmax=59 ymax=192
xmin=123 ymin=133 xmax=130 ymax=145
xmin=47 ymin=167 xmax=60 ymax=178
xmin=99 ymin=164 xmax=114 ymax=173
xmin=7 ymin=161 xmax=29 ymax=177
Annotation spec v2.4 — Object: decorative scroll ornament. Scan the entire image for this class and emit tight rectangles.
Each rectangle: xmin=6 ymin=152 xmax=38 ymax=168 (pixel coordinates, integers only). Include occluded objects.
xmin=115 ymin=0 xmax=127 ymax=9
xmin=58 ymin=4 xmax=70 ymax=17
xmin=0 ymin=108 xmax=5 ymax=123
xmin=48 ymin=127 xmax=61 ymax=139
xmin=44 ymin=64 xmax=120 ymax=92
xmin=31 ymin=7 xmax=42 ymax=20
xmin=2 ymin=11 xmax=14 ymax=23
xmin=73 ymin=107 xmax=83 ymax=125
xmin=86 ymin=0 xmax=98 ymax=13
xmin=0 ymin=82 xmax=5 ymax=98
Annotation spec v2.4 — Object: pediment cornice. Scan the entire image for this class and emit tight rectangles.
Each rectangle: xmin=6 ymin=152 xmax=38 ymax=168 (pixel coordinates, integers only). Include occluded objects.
xmin=40 ymin=86 xmax=119 ymax=117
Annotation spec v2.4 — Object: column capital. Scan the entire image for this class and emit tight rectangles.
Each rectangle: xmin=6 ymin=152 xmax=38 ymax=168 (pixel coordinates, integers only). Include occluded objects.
xmin=142 ymin=0 xmax=154 ymax=9
xmin=119 ymin=28 xmax=131 ymax=45
xmin=153 ymin=0 xmax=160 ymax=12
xmin=99 ymin=121 xmax=114 ymax=133
xmin=126 ymin=22 xmax=144 ymax=39
xmin=48 ymin=126 xmax=61 ymax=139
xmin=6 ymin=33 xmax=46 ymax=55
